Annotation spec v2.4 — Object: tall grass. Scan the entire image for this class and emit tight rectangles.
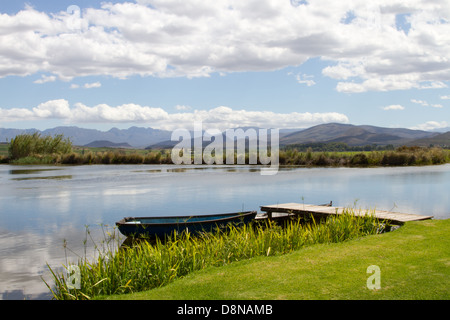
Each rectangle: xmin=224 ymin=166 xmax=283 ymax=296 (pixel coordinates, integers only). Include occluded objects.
xmin=43 ymin=209 xmax=389 ymax=300
xmin=8 ymin=133 xmax=72 ymax=160
xmin=279 ymin=146 xmax=450 ymax=167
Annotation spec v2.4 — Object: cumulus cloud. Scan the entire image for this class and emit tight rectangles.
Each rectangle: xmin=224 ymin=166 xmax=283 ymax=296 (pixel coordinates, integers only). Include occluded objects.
xmin=83 ymin=82 xmax=102 ymax=89
xmin=382 ymin=104 xmax=405 ymax=110
xmin=411 ymin=121 xmax=448 ymax=131
xmin=411 ymin=99 xmax=444 ymax=108
xmin=411 ymin=99 xmax=429 ymax=106
xmin=175 ymin=105 xmax=192 ymax=111
xmin=0 ymin=99 xmax=349 ymax=130
xmin=0 ymin=0 xmax=449 ymax=92
xmin=33 ymin=75 xmax=56 ymax=84
xmin=295 ymin=73 xmax=316 ymax=86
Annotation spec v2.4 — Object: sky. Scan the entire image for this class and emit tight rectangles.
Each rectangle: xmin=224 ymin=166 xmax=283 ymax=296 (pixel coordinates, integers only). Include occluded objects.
xmin=0 ymin=0 xmax=449 ymax=132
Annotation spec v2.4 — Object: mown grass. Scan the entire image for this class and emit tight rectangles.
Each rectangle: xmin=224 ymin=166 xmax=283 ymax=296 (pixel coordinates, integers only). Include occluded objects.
xmin=103 ymin=219 xmax=450 ymax=300
xmin=43 ymin=210 xmax=389 ymax=300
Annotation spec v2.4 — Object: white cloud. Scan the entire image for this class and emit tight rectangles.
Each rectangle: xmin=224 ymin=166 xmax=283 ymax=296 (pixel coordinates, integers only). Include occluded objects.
xmin=382 ymin=104 xmax=405 ymax=110
xmin=0 ymin=0 xmax=449 ymax=92
xmin=411 ymin=99 xmax=428 ymax=106
xmin=295 ymin=73 xmax=316 ymax=86
xmin=70 ymin=82 xmax=102 ymax=89
xmin=70 ymin=102 xmax=169 ymax=123
xmin=441 ymin=95 xmax=450 ymax=100
xmin=32 ymin=99 xmax=72 ymax=119
xmin=411 ymin=121 xmax=448 ymax=131
xmin=83 ymin=82 xmax=102 ymax=89
xmin=411 ymin=99 xmax=444 ymax=108
xmin=175 ymin=105 xmax=192 ymax=111
xmin=0 ymin=99 xmax=349 ymax=130
xmin=33 ymin=75 xmax=56 ymax=84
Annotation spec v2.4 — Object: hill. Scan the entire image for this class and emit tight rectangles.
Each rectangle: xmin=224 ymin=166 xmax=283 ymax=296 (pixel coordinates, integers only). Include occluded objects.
xmin=83 ymin=140 xmax=133 ymax=148
xmin=279 ymin=123 xmax=437 ymax=147
xmin=1 ymin=124 xmax=444 ymax=149
xmin=407 ymin=131 xmax=450 ymax=147
xmin=0 ymin=126 xmax=172 ymax=148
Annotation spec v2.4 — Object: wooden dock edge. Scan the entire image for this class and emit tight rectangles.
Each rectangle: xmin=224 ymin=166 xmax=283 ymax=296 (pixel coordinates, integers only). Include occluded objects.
xmin=259 ymin=203 xmax=433 ymax=224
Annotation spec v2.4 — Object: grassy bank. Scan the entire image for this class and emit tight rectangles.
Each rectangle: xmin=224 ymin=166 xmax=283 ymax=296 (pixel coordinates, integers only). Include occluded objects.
xmin=102 ymin=219 xmax=449 ymax=300
xmin=3 ymin=141 xmax=450 ymax=166
xmin=44 ymin=210 xmax=388 ymax=300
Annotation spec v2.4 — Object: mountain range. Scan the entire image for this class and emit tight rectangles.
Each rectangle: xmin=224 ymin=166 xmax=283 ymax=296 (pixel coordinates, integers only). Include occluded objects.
xmin=0 ymin=123 xmax=449 ymax=149
xmin=279 ymin=123 xmax=443 ymax=146
xmin=0 ymin=126 xmax=171 ymax=148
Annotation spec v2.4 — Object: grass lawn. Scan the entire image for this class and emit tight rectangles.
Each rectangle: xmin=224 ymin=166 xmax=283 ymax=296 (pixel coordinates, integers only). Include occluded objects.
xmin=101 ymin=219 xmax=449 ymax=300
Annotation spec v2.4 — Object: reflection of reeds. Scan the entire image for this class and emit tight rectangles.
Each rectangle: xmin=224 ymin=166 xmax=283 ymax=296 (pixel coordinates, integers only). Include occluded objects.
xmin=43 ymin=209 xmax=388 ymax=300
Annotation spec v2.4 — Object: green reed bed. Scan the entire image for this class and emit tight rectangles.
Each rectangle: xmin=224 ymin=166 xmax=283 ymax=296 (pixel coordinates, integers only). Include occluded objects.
xmin=43 ymin=209 xmax=389 ymax=300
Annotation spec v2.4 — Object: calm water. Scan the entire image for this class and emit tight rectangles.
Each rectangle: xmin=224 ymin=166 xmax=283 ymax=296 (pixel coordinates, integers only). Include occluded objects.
xmin=1 ymin=164 xmax=449 ymax=299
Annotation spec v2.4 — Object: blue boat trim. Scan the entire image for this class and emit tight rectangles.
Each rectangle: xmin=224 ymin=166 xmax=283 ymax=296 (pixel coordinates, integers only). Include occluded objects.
xmin=116 ymin=211 xmax=257 ymax=238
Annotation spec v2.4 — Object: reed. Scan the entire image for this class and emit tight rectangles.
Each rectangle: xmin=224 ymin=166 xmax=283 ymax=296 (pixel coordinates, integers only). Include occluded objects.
xmin=43 ymin=209 xmax=388 ymax=300
xmin=278 ymin=146 xmax=450 ymax=167
xmin=8 ymin=133 xmax=72 ymax=160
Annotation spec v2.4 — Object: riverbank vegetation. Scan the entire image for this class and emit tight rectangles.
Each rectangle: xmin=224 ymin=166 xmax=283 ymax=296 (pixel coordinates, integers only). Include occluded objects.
xmin=2 ymin=133 xmax=450 ymax=166
xmin=279 ymin=145 xmax=450 ymax=166
xmin=6 ymin=133 xmax=73 ymax=164
xmin=43 ymin=210 xmax=389 ymax=300
xmin=107 ymin=219 xmax=449 ymax=300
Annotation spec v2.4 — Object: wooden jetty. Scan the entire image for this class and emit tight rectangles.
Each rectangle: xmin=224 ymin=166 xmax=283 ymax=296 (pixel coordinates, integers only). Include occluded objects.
xmin=259 ymin=203 xmax=433 ymax=224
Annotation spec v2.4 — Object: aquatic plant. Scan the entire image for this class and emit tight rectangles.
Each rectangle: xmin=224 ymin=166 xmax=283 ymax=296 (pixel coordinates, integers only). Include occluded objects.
xmin=43 ymin=209 xmax=388 ymax=300
xmin=8 ymin=133 xmax=72 ymax=160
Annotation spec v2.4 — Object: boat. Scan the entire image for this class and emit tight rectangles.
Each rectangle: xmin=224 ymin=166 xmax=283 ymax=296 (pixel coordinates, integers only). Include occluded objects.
xmin=116 ymin=211 xmax=257 ymax=238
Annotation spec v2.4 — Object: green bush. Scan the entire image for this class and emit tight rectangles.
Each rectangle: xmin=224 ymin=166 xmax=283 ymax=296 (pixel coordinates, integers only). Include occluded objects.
xmin=350 ymin=153 xmax=369 ymax=166
xmin=9 ymin=133 xmax=72 ymax=160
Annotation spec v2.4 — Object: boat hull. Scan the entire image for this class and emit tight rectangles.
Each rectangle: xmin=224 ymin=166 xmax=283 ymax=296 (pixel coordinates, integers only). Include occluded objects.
xmin=116 ymin=211 xmax=257 ymax=238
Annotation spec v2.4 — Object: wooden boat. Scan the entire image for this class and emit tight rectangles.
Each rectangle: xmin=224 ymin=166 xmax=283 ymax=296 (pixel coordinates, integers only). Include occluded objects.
xmin=116 ymin=211 xmax=257 ymax=238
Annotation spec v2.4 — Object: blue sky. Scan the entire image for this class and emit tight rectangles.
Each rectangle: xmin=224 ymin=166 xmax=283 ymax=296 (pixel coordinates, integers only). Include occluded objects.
xmin=0 ymin=0 xmax=449 ymax=132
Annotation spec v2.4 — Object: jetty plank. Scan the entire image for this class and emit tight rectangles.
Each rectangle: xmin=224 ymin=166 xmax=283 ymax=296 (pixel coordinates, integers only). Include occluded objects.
xmin=260 ymin=203 xmax=433 ymax=224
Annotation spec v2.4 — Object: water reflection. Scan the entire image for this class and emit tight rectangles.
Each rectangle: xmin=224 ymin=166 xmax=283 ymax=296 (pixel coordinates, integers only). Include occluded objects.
xmin=11 ymin=175 xmax=73 ymax=181
xmin=0 ymin=224 xmax=123 ymax=300
xmin=0 ymin=164 xmax=449 ymax=299
xmin=9 ymin=168 xmax=62 ymax=175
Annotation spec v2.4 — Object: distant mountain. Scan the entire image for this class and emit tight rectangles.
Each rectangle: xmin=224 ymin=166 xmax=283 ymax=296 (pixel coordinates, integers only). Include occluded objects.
xmin=147 ymin=126 xmax=283 ymax=150
xmin=279 ymin=123 xmax=438 ymax=146
xmin=407 ymin=131 xmax=450 ymax=147
xmin=428 ymin=127 xmax=450 ymax=133
xmin=83 ymin=140 xmax=133 ymax=148
xmin=0 ymin=123 xmax=445 ymax=149
xmin=0 ymin=128 xmax=40 ymax=143
xmin=0 ymin=126 xmax=172 ymax=148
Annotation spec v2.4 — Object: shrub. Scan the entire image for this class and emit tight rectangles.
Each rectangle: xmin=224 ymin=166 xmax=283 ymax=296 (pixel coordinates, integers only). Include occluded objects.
xmin=350 ymin=153 xmax=369 ymax=166
xmin=9 ymin=133 xmax=72 ymax=160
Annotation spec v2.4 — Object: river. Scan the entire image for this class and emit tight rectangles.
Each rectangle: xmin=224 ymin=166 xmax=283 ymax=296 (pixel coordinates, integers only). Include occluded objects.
xmin=1 ymin=164 xmax=449 ymax=299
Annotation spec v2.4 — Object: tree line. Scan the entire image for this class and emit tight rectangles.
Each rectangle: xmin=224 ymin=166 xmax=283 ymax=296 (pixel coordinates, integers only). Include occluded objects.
xmin=1 ymin=133 xmax=449 ymax=167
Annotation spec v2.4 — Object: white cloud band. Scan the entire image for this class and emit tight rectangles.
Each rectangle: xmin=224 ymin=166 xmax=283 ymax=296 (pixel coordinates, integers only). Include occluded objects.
xmin=0 ymin=99 xmax=349 ymax=130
